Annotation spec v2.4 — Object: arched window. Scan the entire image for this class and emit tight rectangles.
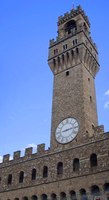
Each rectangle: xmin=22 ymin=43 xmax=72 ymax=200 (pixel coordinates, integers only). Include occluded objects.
xmin=19 ymin=171 xmax=24 ymax=183
xmin=57 ymin=162 xmax=63 ymax=175
xmin=80 ymin=189 xmax=88 ymax=200
xmin=14 ymin=198 xmax=19 ymax=200
xmin=41 ymin=194 xmax=47 ymax=200
xmin=60 ymin=192 xmax=67 ymax=200
xmin=31 ymin=195 xmax=38 ymax=200
xmin=90 ymin=154 xmax=97 ymax=167
xmin=51 ymin=193 xmax=57 ymax=200
xmin=73 ymin=158 xmax=80 ymax=171
xmin=91 ymin=185 xmax=100 ymax=195
xmin=70 ymin=190 xmax=77 ymax=200
xmin=65 ymin=20 xmax=77 ymax=34
xmin=104 ymin=183 xmax=109 ymax=192
xmin=7 ymin=174 xmax=12 ymax=185
xmin=43 ymin=166 xmax=48 ymax=178
xmin=32 ymin=168 xmax=36 ymax=180
xmin=22 ymin=197 xmax=28 ymax=200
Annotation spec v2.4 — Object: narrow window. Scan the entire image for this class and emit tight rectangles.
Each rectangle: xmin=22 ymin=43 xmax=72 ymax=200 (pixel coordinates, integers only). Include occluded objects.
xmin=90 ymin=96 xmax=92 ymax=103
xmin=57 ymin=162 xmax=63 ymax=175
xmin=90 ymin=153 xmax=97 ymax=167
xmin=70 ymin=191 xmax=77 ymax=200
xmin=104 ymin=183 xmax=109 ymax=192
xmin=73 ymin=158 xmax=80 ymax=171
xmin=91 ymin=185 xmax=100 ymax=195
xmin=22 ymin=197 xmax=28 ymax=200
xmin=19 ymin=171 xmax=24 ymax=183
xmin=41 ymin=194 xmax=47 ymax=200
xmin=63 ymin=44 xmax=67 ymax=50
xmin=51 ymin=193 xmax=57 ymax=200
xmin=66 ymin=70 xmax=69 ymax=76
xmin=43 ymin=166 xmax=48 ymax=178
xmin=80 ymin=189 xmax=88 ymax=200
xmin=7 ymin=174 xmax=12 ymax=185
xmin=32 ymin=168 xmax=36 ymax=180
xmin=60 ymin=192 xmax=67 ymax=200
xmin=76 ymin=48 xmax=79 ymax=54
xmin=31 ymin=195 xmax=38 ymax=200
xmin=0 ymin=177 xmax=1 ymax=184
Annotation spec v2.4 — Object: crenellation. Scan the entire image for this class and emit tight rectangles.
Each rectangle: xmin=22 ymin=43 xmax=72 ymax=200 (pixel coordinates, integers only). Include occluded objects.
xmin=37 ymin=143 xmax=45 ymax=154
xmin=3 ymin=154 xmax=10 ymax=163
xmin=13 ymin=150 xmax=21 ymax=160
xmin=25 ymin=147 xmax=33 ymax=157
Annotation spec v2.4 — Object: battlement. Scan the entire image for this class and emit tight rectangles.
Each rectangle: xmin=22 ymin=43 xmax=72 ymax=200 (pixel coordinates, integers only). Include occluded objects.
xmin=58 ymin=5 xmax=90 ymax=27
xmin=0 ymin=127 xmax=109 ymax=165
xmin=49 ymin=25 xmax=97 ymax=51
xmin=0 ymin=143 xmax=51 ymax=165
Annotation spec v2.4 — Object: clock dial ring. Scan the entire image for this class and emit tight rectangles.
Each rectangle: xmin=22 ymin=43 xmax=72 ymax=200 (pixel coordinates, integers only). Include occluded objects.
xmin=55 ymin=117 xmax=79 ymax=144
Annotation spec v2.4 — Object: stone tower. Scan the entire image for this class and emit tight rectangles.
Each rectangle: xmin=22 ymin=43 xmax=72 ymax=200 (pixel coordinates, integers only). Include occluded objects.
xmin=48 ymin=5 xmax=100 ymax=150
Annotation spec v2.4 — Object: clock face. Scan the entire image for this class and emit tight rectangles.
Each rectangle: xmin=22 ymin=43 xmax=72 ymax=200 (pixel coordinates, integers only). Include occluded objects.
xmin=55 ymin=118 xmax=79 ymax=144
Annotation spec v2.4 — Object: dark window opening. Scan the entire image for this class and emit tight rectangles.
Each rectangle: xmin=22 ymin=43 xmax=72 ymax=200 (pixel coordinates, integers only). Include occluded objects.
xmin=32 ymin=168 xmax=36 ymax=180
xmin=31 ymin=195 xmax=38 ymax=200
xmin=43 ymin=166 xmax=48 ymax=178
xmin=90 ymin=96 xmax=92 ymax=103
xmin=51 ymin=193 xmax=57 ymax=200
xmin=63 ymin=44 xmax=67 ymax=50
xmin=73 ymin=158 xmax=80 ymax=171
xmin=66 ymin=71 xmax=69 ymax=76
xmin=22 ymin=197 xmax=28 ymax=200
xmin=104 ymin=183 xmax=109 ymax=192
xmin=54 ymin=49 xmax=58 ymax=55
xmin=91 ymin=185 xmax=100 ymax=195
xmin=70 ymin=191 xmax=77 ymax=200
xmin=19 ymin=171 xmax=24 ymax=183
xmin=90 ymin=154 xmax=97 ymax=167
xmin=65 ymin=20 xmax=77 ymax=34
xmin=7 ymin=174 xmax=12 ymax=185
xmin=76 ymin=48 xmax=79 ymax=54
xmin=80 ymin=189 xmax=88 ymax=200
xmin=57 ymin=162 xmax=63 ymax=175
xmin=60 ymin=192 xmax=67 ymax=200
xmin=41 ymin=194 xmax=47 ymax=200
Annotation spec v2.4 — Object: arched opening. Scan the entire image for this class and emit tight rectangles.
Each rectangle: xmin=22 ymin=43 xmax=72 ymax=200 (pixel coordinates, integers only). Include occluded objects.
xmin=70 ymin=190 xmax=77 ymax=200
xmin=51 ymin=193 xmax=57 ymax=200
xmin=14 ymin=198 xmax=19 ymax=200
xmin=22 ymin=197 xmax=28 ymax=200
xmin=41 ymin=194 xmax=47 ymax=200
xmin=90 ymin=154 xmax=97 ymax=167
xmin=104 ymin=183 xmax=109 ymax=192
xmin=31 ymin=195 xmax=38 ymax=200
xmin=60 ymin=192 xmax=67 ymax=200
xmin=65 ymin=20 xmax=77 ymax=34
xmin=80 ymin=189 xmax=88 ymax=200
xmin=7 ymin=174 xmax=12 ymax=185
xmin=57 ymin=162 xmax=63 ymax=175
xmin=43 ymin=166 xmax=48 ymax=178
xmin=91 ymin=185 xmax=100 ymax=195
xmin=32 ymin=168 xmax=36 ymax=180
xmin=19 ymin=171 xmax=24 ymax=183
xmin=73 ymin=158 xmax=80 ymax=171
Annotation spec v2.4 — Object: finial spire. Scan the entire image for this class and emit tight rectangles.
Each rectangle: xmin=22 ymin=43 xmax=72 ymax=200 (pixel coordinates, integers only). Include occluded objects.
xmin=72 ymin=1 xmax=75 ymax=9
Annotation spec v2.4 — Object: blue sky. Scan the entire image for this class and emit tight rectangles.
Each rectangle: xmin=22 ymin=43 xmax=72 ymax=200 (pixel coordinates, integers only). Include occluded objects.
xmin=0 ymin=0 xmax=109 ymax=161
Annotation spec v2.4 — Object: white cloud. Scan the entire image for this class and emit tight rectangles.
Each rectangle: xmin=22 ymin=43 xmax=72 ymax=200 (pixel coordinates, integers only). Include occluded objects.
xmin=104 ymin=101 xmax=109 ymax=109
xmin=0 ymin=156 xmax=3 ymax=163
xmin=104 ymin=90 xmax=109 ymax=96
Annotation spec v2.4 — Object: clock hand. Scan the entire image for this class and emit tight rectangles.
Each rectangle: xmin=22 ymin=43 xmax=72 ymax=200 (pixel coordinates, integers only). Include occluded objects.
xmin=62 ymin=127 xmax=73 ymax=132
